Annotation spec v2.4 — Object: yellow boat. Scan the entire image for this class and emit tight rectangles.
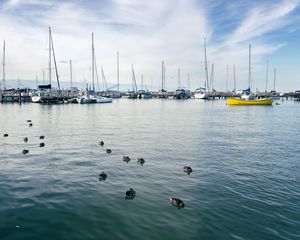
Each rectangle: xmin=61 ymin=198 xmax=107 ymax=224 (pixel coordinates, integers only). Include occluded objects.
xmin=228 ymin=98 xmax=273 ymax=106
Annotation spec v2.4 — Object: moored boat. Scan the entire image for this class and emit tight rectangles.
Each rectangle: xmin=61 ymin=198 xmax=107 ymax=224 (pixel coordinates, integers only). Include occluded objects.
xmin=228 ymin=98 xmax=273 ymax=106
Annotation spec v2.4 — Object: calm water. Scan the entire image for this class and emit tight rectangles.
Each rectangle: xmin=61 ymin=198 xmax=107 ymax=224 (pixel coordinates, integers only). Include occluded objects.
xmin=0 ymin=99 xmax=299 ymax=240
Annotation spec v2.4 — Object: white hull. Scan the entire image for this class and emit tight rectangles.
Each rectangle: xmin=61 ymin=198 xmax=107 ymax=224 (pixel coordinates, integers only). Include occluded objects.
xmin=31 ymin=96 xmax=42 ymax=103
xmin=194 ymin=92 xmax=208 ymax=99
xmin=78 ymin=94 xmax=113 ymax=104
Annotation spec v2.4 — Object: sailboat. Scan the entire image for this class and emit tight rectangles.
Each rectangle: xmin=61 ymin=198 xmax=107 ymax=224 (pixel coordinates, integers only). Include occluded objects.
xmin=194 ymin=38 xmax=208 ymax=99
xmin=125 ymin=64 xmax=138 ymax=99
xmin=78 ymin=33 xmax=113 ymax=104
xmin=32 ymin=27 xmax=61 ymax=104
xmin=228 ymin=44 xmax=272 ymax=106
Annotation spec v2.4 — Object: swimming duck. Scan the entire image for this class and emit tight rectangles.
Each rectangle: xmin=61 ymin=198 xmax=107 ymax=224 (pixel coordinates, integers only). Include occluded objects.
xmin=106 ymin=149 xmax=112 ymax=154
xmin=183 ymin=166 xmax=193 ymax=174
xmin=99 ymin=171 xmax=107 ymax=181
xmin=29 ymin=123 xmax=33 ymax=127
xmin=27 ymin=120 xmax=31 ymax=122
xmin=39 ymin=135 xmax=45 ymax=139
xmin=24 ymin=137 xmax=28 ymax=142
xmin=22 ymin=149 xmax=29 ymax=155
xmin=123 ymin=156 xmax=131 ymax=162
xmin=99 ymin=141 xmax=104 ymax=147
xmin=3 ymin=133 xmax=8 ymax=137
xmin=39 ymin=143 xmax=45 ymax=147
xmin=170 ymin=197 xmax=185 ymax=208
xmin=125 ymin=188 xmax=136 ymax=199
xmin=137 ymin=158 xmax=145 ymax=165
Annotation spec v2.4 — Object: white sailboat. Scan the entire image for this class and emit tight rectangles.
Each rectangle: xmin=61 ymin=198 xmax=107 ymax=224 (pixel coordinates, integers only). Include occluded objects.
xmin=79 ymin=33 xmax=113 ymax=104
xmin=194 ymin=38 xmax=208 ymax=99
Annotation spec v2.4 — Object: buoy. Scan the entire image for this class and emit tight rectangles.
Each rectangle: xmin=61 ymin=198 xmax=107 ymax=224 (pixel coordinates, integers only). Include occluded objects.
xmin=39 ymin=143 xmax=45 ymax=147
xmin=3 ymin=133 xmax=8 ymax=137
xmin=39 ymin=135 xmax=45 ymax=139
xmin=170 ymin=197 xmax=185 ymax=208
xmin=123 ymin=156 xmax=131 ymax=162
xmin=22 ymin=149 xmax=29 ymax=155
xmin=99 ymin=141 xmax=104 ymax=146
xmin=137 ymin=158 xmax=145 ymax=165
xmin=24 ymin=137 xmax=28 ymax=142
xmin=106 ymin=149 xmax=112 ymax=154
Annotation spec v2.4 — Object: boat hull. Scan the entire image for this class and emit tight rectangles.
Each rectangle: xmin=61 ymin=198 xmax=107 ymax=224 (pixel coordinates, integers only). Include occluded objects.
xmin=228 ymin=98 xmax=273 ymax=106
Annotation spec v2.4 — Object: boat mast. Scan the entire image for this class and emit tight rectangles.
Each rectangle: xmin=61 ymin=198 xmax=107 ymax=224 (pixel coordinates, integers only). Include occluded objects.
xmin=50 ymin=27 xmax=61 ymax=92
xmin=226 ymin=64 xmax=228 ymax=92
xmin=265 ymin=60 xmax=269 ymax=93
xmin=117 ymin=51 xmax=119 ymax=91
xmin=161 ymin=60 xmax=164 ymax=91
xmin=131 ymin=64 xmax=137 ymax=92
xmin=48 ymin=27 xmax=51 ymax=85
xmin=2 ymin=41 xmax=5 ymax=90
xmin=234 ymin=64 xmax=236 ymax=93
xmin=188 ymin=73 xmax=190 ymax=90
xmin=92 ymin=33 xmax=95 ymax=92
xmin=273 ymin=68 xmax=276 ymax=91
xmin=248 ymin=44 xmax=251 ymax=89
xmin=69 ymin=59 xmax=73 ymax=88
xmin=210 ymin=64 xmax=214 ymax=92
xmin=204 ymin=38 xmax=209 ymax=92
xmin=101 ymin=66 xmax=108 ymax=90
xmin=141 ymin=74 xmax=144 ymax=90
xmin=178 ymin=67 xmax=181 ymax=89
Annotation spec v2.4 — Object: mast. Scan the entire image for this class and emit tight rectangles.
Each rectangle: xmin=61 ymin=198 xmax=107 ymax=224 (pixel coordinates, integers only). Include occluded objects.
xmin=69 ymin=59 xmax=73 ymax=88
xmin=2 ymin=41 xmax=6 ymax=90
xmin=35 ymin=76 xmax=38 ymax=88
xmin=161 ymin=61 xmax=164 ymax=91
xmin=92 ymin=33 xmax=95 ymax=92
xmin=204 ymin=38 xmax=209 ymax=92
xmin=178 ymin=68 xmax=181 ymax=89
xmin=273 ymin=68 xmax=276 ymax=91
xmin=248 ymin=44 xmax=251 ymax=89
xmin=131 ymin=64 xmax=137 ymax=92
xmin=210 ymin=64 xmax=214 ymax=92
xmin=226 ymin=64 xmax=228 ymax=92
xmin=48 ymin=27 xmax=51 ymax=85
xmin=42 ymin=69 xmax=45 ymax=84
xmin=188 ymin=73 xmax=190 ymax=90
xmin=101 ymin=66 xmax=108 ymax=90
xmin=117 ymin=51 xmax=119 ymax=91
xmin=49 ymin=27 xmax=61 ymax=91
xmin=141 ymin=74 xmax=144 ymax=90
xmin=233 ymin=64 xmax=236 ymax=93
xmin=265 ymin=60 xmax=269 ymax=92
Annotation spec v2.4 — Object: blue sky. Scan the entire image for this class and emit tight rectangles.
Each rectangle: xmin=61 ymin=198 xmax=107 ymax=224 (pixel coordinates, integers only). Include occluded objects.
xmin=0 ymin=0 xmax=300 ymax=91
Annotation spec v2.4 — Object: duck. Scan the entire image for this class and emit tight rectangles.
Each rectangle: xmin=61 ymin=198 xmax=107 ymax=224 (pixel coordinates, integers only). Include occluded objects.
xmin=39 ymin=135 xmax=45 ymax=139
xmin=39 ymin=143 xmax=45 ymax=147
xmin=183 ymin=166 xmax=193 ymax=174
xmin=29 ymin=123 xmax=33 ymax=127
xmin=170 ymin=197 xmax=185 ymax=208
xmin=22 ymin=149 xmax=29 ymax=155
xmin=24 ymin=137 xmax=28 ymax=142
xmin=137 ymin=158 xmax=145 ymax=165
xmin=3 ymin=133 xmax=8 ymax=137
xmin=99 ymin=171 xmax=107 ymax=181
xmin=26 ymin=120 xmax=31 ymax=122
xmin=106 ymin=149 xmax=112 ymax=154
xmin=99 ymin=141 xmax=104 ymax=147
xmin=123 ymin=156 xmax=131 ymax=162
xmin=125 ymin=188 xmax=136 ymax=199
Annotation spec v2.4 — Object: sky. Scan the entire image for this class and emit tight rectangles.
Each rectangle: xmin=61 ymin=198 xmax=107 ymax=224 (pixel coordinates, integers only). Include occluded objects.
xmin=0 ymin=0 xmax=300 ymax=92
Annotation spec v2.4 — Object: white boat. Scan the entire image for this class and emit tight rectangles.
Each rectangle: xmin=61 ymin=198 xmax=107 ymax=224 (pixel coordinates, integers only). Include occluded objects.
xmin=78 ymin=93 xmax=112 ymax=104
xmin=31 ymin=95 xmax=42 ymax=103
xmin=194 ymin=87 xmax=208 ymax=99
